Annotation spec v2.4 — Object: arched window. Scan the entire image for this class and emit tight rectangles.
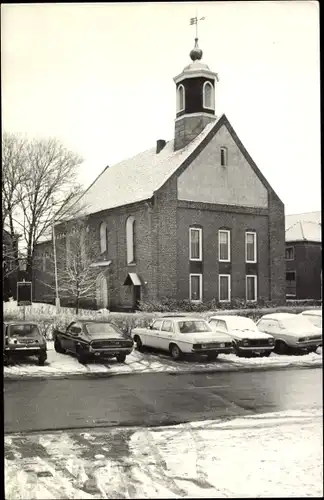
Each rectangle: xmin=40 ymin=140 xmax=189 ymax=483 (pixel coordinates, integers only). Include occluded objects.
xmin=177 ymin=84 xmax=185 ymax=112
xmin=203 ymin=81 xmax=214 ymax=110
xmin=126 ymin=216 xmax=136 ymax=264
xmin=100 ymin=222 xmax=108 ymax=254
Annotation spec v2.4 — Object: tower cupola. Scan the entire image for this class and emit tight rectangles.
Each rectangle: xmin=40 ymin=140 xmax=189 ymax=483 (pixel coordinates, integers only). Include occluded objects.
xmin=173 ymin=35 xmax=219 ymax=151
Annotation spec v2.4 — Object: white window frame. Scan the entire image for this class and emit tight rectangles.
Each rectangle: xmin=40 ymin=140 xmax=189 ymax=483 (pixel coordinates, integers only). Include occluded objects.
xmin=246 ymin=275 xmax=257 ymax=302
xmin=126 ymin=216 xmax=136 ymax=264
xmin=219 ymin=274 xmax=231 ymax=302
xmin=218 ymin=229 xmax=231 ymax=262
xmin=245 ymin=231 xmax=257 ymax=263
xmin=189 ymin=227 xmax=202 ymax=261
xmin=177 ymin=84 xmax=185 ymax=112
xmin=285 ymin=246 xmax=295 ymax=261
xmin=220 ymin=147 xmax=228 ymax=167
xmin=189 ymin=273 xmax=203 ymax=303
xmin=202 ymin=81 xmax=214 ymax=110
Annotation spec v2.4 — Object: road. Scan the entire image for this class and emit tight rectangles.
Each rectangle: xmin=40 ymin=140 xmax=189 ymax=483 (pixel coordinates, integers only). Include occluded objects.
xmin=4 ymin=367 xmax=322 ymax=433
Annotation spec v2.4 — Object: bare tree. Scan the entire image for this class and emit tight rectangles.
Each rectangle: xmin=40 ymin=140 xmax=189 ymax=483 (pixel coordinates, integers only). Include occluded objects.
xmin=40 ymin=220 xmax=100 ymax=314
xmin=2 ymin=133 xmax=85 ymax=279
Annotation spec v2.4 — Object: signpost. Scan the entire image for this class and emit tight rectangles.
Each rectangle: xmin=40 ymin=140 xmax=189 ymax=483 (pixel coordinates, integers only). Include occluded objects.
xmin=17 ymin=281 xmax=32 ymax=320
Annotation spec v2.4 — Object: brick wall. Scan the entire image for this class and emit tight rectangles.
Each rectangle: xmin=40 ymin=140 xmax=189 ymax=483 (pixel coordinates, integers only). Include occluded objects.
xmin=268 ymin=191 xmax=286 ymax=303
xmin=176 ymin=203 xmax=270 ymax=302
xmin=286 ymin=241 xmax=322 ymax=299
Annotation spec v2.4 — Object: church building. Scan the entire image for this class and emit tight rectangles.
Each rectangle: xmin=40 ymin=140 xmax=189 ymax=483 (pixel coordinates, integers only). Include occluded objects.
xmin=33 ymin=36 xmax=285 ymax=310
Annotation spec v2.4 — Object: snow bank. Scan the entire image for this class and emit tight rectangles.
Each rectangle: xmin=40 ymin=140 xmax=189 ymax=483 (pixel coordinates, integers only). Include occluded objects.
xmin=4 ymin=342 xmax=322 ymax=380
xmin=5 ymin=409 xmax=323 ymax=499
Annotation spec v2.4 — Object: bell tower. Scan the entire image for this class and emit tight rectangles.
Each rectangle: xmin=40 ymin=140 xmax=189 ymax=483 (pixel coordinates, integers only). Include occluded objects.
xmin=173 ymin=31 xmax=219 ymax=151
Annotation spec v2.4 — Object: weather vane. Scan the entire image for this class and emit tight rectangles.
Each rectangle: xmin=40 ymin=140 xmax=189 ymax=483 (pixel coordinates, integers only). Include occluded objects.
xmin=189 ymin=12 xmax=206 ymax=39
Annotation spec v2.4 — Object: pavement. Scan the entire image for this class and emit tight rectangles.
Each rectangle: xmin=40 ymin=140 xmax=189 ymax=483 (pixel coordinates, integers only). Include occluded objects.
xmin=4 ymin=367 xmax=322 ymax=433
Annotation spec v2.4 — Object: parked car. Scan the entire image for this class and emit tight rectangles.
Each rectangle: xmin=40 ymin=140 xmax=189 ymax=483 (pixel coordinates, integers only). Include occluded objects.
xmin=131 ymin=316 xmax=233 ymax=360
xmin=53 ymin=320 xmax=134 ymax=364
xmin=256 ymin=313 xmax=322 ymax=354
xmin=3 ymin=321 xmax=47 ymax=366
xmin=299 ymin=310 xmax=322 ymax=331
xmin=208 ymin=315 xmax=275 ymax=357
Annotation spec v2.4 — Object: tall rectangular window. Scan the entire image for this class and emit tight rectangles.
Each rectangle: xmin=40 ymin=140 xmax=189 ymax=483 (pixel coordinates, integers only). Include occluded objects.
xmin=246 ymin=275 xmax=257 ymax=302
xmin=218 ymin=230 xmax=230 ymax=262
xmin=220 ymin=147 xmax=228 ymax=166
xmin=285 ymin=246 xmax=294 ymax=260
xmin=190 ymin=274 xmax=202 ymax=302
xmin=219 ymin=274 xmax=231 ymax=302
xmin=245 ymin=232 xmax=257 ymax=263
xmin=286 ymin=271 xmax=296 ymax=297
xmin=189 ymin=227 xmax=202 ymax=261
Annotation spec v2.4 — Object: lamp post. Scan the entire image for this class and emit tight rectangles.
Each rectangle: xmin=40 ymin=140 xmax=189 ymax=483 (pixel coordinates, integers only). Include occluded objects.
xmin=52 ymin=222 xmax=60 ymax=313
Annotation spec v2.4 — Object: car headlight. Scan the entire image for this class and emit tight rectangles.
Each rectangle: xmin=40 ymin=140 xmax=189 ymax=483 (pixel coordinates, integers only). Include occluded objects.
xmin=201 ymin=344 xmax=207 ymax=348
xmin=242 ymin=339 xmax=249 ymax=346
xmin=268 ymin=338 xmax=274 ymax=345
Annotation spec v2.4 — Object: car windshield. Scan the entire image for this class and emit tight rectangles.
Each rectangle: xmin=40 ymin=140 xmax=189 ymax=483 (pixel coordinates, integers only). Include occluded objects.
xmin=303 ymin=315 xmax=322 ymax=328
xmin=8 ymin=324 xmax=40 ymax=337
xmin=178 ymin=321 xmax=211 ymax=334
xmin=280 ymin=316 xmax=317 ymax=331
xmin=227 ymin=317 xmax=257 ymax=331
xmin=85 ymin=323 xmax=124 ymax=337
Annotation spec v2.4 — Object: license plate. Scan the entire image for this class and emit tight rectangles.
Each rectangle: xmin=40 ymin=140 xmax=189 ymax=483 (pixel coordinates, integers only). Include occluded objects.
xmin=220 ymin=343 xmax=225 ymax=348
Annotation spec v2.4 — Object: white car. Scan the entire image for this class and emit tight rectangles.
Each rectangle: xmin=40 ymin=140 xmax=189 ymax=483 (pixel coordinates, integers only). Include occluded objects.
xmin=131 ymin=316 xmax=234 ymax=361
xmin=299 ymin=310 xmax=322 ymax=331
xmin=208 ymin=315 xmax=275 ymax=357
xmin=257 ymin=313 xmax=322 ymax=354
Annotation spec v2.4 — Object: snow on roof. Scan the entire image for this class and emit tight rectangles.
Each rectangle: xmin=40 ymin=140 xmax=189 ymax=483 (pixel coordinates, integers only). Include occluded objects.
xmin=80 ymin=116 xmax=222 ymax=215
xmin=286 ymin=220 xmax=321 ymax=243
xmin=285 ymin=211 xmax=321 ymax=229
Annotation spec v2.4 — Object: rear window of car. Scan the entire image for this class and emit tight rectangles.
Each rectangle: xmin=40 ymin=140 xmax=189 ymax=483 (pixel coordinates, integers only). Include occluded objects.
xmin=8 ymin=324 xmax=40 ymax=337
xmin=178 ymin=321 xmax=211 ymax=333
xmin=85 ymin=323 xmax=124 ymax=337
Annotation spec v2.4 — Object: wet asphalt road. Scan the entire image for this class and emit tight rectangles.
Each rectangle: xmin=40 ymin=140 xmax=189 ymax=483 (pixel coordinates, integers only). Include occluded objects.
xmin=4 ymin=367 xmax=322 ymax=434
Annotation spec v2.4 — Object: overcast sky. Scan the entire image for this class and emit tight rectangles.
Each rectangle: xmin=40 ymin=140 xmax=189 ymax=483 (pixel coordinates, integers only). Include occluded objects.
xmin=1 ymin=1 xmax=320 ymax=215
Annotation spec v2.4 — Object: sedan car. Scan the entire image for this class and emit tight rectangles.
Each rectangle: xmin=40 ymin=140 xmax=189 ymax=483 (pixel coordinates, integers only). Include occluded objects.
xmin=3 ymin=321 xmax=47 ymax=366
xmin=256 ymin=313 xmax=322 ymax=354
xmin=208 ymin=315 xmax=275 ymax=357
xmin=299 ymin=310 xmax=322 ymax=331
xmin=53 ymin=320 xmax=134 ymax=364
xmin=131 ymin=316 xmax=233 ymax=360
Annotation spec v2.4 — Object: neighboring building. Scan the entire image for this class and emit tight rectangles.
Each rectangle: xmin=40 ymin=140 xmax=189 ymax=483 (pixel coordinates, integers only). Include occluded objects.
xmin=33 ymin=37 xmax=285 ymax=310
xmin=285 ymin=211 xmax=322 ymax=300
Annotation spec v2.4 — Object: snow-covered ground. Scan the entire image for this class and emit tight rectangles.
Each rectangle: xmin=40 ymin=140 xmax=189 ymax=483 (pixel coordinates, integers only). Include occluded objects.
xmin=5 ymin=408 xmax=323 ymax=499
xmin=3 ymin=341 xmax=322 ymax=379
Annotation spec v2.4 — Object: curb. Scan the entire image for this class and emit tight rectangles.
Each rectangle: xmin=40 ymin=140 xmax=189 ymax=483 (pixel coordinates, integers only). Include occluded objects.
xmin=4 ymin=359 xmax=322 ymax=381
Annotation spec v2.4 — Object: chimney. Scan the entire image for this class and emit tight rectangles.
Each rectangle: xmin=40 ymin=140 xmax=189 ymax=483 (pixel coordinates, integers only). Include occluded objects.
xmin=156 ymin=139 xmax=166 ymax=154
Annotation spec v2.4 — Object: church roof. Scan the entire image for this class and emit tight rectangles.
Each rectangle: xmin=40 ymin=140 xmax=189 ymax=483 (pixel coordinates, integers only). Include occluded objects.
xmin=79 ymin=115 xmax=223 ymax=216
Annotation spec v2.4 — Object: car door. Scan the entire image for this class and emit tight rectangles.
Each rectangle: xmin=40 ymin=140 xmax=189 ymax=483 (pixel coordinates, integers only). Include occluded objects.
xmin=68 ymin=323 xmax=84 ymax=354
xmin=59 ymin=321 xmax=75 ymax=351
xmin=145 ymin=319 xmax=163 ymax=348
xmin=158 ymin=320 xmax=175 ymax=351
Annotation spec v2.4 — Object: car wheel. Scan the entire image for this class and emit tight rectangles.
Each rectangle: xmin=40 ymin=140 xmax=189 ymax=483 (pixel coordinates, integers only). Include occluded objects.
xmin=275 ymin=340 xmax=289 ymax=355
xmin=170 ymin=343 xmax=182 ymax=360
xmin=134 ymin=335 xmax=144 ymax=352
xmin=38 ymin=351 xmax=47 ymax=366
xmin=233 ymin=343 xmax=244 ymax=357
xmin=77 ymin=348 xmax=88 ymax=365
xmin=54 ymin=338 xmax=66 ymax=354
xmin=207 ymin=352 xmax=219 ymax=361
xmin=116 ymin=353 xmax=127 ymax=363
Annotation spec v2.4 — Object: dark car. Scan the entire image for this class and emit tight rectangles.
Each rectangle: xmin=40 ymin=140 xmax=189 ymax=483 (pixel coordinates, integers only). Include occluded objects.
xmin=53 ymin=320 xmax=134 ymax=364
xmin=3 ymin=321 xmax=47 ymax=366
